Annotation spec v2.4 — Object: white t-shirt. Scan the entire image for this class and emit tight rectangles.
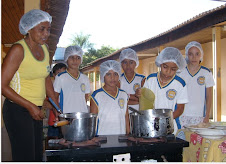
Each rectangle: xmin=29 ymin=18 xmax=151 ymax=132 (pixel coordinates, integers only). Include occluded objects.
xmin=144 ymin=72 xmax=189 ymax=131
xmin=178 ymin=66 xmax=215 ymax=117
xmin=120 ymin=73 xmax=145 ymax=111
xmin=54 ymin=70 xmax=90 ymax=113
xmin=91 ymin=87 xmax=128 ymax=135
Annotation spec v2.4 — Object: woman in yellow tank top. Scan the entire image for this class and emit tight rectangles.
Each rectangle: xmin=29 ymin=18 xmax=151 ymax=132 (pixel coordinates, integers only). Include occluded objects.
xmin=1 ymin=9 xmax=59 ymax=162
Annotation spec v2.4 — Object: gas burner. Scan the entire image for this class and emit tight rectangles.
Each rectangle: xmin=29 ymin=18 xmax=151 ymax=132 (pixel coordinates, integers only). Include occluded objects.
xmin=48 ymin=136 xmax=107 ymax=147
xmin=118 ymin=135 xmax=167 ymax=144
xmin=165 ymin=134 xmax=175 ymax=140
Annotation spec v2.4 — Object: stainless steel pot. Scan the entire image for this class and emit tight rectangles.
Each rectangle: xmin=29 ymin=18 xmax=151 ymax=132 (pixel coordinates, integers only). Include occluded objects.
xmin=130 ymin=109 xmax=174 ymax=138
xmin=59 ymin=112 xmax=98 ymax=142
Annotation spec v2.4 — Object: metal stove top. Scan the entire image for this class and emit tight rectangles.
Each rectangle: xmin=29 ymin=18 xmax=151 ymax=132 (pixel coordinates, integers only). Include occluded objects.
xmin=45 ymin=134 xmax=189 ymax=162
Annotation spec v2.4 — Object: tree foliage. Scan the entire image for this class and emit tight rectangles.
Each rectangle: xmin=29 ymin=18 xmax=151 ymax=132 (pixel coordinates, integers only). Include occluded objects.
xmin=69 ymin=32 xmax=118 ymax=68
xmin=70 ymin=32 xmax=94 ymax=50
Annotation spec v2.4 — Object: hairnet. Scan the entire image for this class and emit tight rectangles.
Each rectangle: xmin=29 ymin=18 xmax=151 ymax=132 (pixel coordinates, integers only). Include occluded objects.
xmin=100 ymin=60 xmax=121 ymax=83
xmin=19 ymin=9 xmax=52 ymax=35
xmin=119 ymin=48 xmax=139 ymax=68
xmin=185 ymin=41 xmax=204 ymax=63
xmin=155 ymin=47 xmax=186 ymax=72
xmin=64 ymin=45 xmax=84 ymax=62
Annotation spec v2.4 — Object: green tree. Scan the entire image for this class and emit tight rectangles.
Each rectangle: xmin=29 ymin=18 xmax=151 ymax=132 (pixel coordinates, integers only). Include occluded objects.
xmin=69 ymin=32 xmax=118 ymax=68
xmin=81 ymin=45 xmax=118 ymax=68
xmin=70 ymin=32 xmax=94 ymax=50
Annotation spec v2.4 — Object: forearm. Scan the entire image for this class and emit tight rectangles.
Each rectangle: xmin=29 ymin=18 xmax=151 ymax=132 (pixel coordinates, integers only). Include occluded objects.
xmin=85 ymin=93 xmax=90 ymax=103
xmin=205 ymin=103 xmax=211 ymax=119
xmin=125 ymin=110 xmax=130 ymax=134
xmin=128 ymin=100 xmax=139 ymax=105
xmin=205 ymin=88 xmax=212 ymax=118
xmin=173 ymin=104 xmax=184 ymax=119
xmin=45 ymin=76 xmax=58 ymax=105
xmin=90 ymin=98 xmax=98 ymax=114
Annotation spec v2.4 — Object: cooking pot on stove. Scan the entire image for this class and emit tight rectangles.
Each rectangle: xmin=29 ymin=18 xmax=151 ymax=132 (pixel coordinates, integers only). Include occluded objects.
xmin=129 ymin=108 xmax=174 ymax=138
xmin=58 ymin=112 xmax=98 ymax=142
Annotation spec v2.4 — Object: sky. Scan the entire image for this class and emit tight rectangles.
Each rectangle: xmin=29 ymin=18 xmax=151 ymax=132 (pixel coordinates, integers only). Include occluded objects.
xmin=57 ymin=0 xmax=225 ymax=50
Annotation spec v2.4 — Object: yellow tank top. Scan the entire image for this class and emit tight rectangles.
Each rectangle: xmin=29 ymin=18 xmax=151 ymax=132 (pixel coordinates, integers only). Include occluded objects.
xmin=10 ymin=39 xmax=51 ymax=106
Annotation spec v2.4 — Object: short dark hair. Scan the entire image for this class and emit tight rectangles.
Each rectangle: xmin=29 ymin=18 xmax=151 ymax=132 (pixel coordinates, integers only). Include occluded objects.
xmin=52 ymin=63 xmax=67 ymax=74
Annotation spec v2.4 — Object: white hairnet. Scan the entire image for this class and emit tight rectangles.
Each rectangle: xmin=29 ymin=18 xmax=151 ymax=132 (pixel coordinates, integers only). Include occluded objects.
xmin=155 ymin=47 xmax=186 ymax=72
xmin=185 ymin=41 xmax=204 ymax=63
xmin=64 ymin=45 xmax=84 ymax=62
xmin=19 ymin=9 xmax=52 ymax=35
xmin=100 ymin=60 xmax=121 ymax=83
xmin=119 ymin=48 xmax=139 ymax=68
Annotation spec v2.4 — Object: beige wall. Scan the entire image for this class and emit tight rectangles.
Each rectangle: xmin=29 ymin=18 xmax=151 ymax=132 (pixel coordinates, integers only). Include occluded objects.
xmin=202 ymin=42 xmax=213 ymax=69
xmin=220 ymin=38 xmax=226 ymax=121
xmin=140 ymin=57 xmax=158 ymax=77
xmin=202 ymin=39 xmax=226 ymax=121
xmin=24 ymin=0 xmax=40 ymax=12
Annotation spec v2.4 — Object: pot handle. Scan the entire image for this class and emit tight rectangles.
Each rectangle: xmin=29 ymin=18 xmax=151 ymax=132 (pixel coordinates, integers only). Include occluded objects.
xmin=54 ymin=120 xmax=69 ymax=127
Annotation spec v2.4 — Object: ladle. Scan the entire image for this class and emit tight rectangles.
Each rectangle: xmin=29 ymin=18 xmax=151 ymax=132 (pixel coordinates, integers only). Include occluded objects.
xmin=48 ymin=97 xmax=69 ymax=127
xmin=48 ymin=97 xmax=63 ymax=114
xmin=128 ymin=107 xmax=143 ymax=115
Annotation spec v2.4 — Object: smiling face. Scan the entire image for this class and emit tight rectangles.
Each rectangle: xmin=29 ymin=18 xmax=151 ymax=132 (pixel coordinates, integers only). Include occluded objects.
xmin=160 ymin=62 xmax=178 ymax=80
xmin=28 ymin=21 xmax=51 ymax=45
xmin=121 ymin=59 xmax=136 ymax=74
xmin=67 ymin=55 xmax=81 ymax=69
xmin=104 ymin=70 xmax=119 ymax=88
xmin=187 ymin=46 xmax=202 ymax=65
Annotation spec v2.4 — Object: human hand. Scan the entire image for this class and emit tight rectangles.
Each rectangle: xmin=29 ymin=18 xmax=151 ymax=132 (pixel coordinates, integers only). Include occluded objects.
xmin=52 ymin=108 xmax=60 ymax=121
xmin=135 ymin=88 xmax=141 ymax=98
xmin=39 ymin=110 xmax=45 ymax=119
xmin=28 ymin=104 xmax=44 ymax=120
xmin=203 ymin=116 xmax=209 ymax=123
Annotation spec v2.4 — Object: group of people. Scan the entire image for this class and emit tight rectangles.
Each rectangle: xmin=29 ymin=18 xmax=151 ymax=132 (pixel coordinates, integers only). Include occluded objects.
xmin=1 ymin=9 xmax=214 ymax=162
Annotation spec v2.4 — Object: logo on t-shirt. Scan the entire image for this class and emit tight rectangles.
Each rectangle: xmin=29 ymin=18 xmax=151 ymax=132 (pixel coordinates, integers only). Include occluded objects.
xmin=118 ymin=98 xmax=125 ymax=109
xmin=80 ymin=83 xmax=86 ymax=92
xmin=197 ymin=76 xmax=205 ymax=85
xmin=166 ymin=89 xmax=177 ymax=100
xmin=133 ymin=83 xmax=140 ymax=91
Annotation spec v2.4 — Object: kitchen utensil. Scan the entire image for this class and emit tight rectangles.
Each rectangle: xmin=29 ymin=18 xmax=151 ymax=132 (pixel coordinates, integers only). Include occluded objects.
xmin=48 ymin=97 xmax=63 ymax=114
xmin=59 ymin=112 xmax=98 ymax=142
xmin=184 ymin=126 xmax=210 ymax=132
xmin=196 ymin=128 xmax=226 ymax=139
xmin=54 ymin=120 xmax=69 ymax=127
xmin=139 ymin=87 xmax=155 ymax=110
xmin=128 ymin=107 xmax=143 ymax=115
xmin=130 ymin=109 xmax=174 ymax=138
xmin=210 ymin=122 xmax=226 ymax=130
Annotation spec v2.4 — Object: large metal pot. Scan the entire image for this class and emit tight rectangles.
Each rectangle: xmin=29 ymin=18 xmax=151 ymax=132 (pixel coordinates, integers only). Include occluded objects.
xmin=130 ymin=109 xmax=174 ymax=138
xmin=59 ymin=112 xmax=98 ymax=142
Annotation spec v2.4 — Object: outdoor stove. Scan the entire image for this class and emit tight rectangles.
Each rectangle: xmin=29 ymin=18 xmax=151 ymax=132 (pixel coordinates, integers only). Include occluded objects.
xmin=45 ymin=134 xmax=188 ymax=162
